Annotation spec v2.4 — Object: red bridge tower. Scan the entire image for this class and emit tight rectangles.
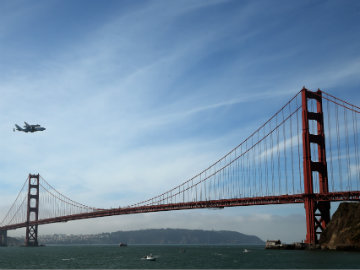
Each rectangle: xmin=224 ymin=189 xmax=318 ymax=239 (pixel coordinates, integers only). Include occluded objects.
xmin=25 ymin=174 xmax=40 ymax=246
xmin=302 ymin=88 xmax=331 ymax=245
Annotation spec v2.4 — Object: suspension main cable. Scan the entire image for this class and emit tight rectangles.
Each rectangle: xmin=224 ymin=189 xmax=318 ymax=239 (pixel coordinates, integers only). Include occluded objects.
xmin=0 ymin=177 xmax=28 ymax=225
xmin=39 ymin=176 xmax=100 ymax=210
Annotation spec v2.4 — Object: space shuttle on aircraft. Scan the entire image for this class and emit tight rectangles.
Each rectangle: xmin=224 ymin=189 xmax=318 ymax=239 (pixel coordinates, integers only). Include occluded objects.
xmin=13 ymin=122 xmax=46 ymax=133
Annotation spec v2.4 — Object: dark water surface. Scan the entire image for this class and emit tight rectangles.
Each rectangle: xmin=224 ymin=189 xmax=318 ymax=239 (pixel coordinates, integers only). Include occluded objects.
xmin=0 ymin=245 xmax=359 ymax=269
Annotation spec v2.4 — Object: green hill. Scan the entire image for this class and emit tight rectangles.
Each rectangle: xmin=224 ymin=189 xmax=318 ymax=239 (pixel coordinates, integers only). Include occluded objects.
xmin=39 ymin=229 xmax=264 ymax=245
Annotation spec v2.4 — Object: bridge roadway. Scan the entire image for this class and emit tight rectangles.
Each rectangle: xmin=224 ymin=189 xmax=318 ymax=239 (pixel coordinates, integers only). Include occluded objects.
xmin=1 ymin=191 xmax=360 ymax=231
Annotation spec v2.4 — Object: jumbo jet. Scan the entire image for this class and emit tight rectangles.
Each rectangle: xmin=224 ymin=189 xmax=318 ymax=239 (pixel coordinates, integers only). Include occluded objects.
xmin=13 ymin=122 xmax=46 ymax=133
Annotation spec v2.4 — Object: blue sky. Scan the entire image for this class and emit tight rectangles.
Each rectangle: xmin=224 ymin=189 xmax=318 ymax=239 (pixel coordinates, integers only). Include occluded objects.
xmin=0 ymin=0 xmax=360 ymax=242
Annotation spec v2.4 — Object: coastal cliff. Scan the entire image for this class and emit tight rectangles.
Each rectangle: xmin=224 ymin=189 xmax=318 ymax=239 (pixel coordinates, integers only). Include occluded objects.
xmin=319 ymin=202 xmax=360 ymax=250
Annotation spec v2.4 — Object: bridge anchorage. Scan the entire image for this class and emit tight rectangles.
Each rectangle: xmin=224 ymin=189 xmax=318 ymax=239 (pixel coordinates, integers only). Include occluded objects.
xmin=0 ymin=87 xmax=359 ymax=247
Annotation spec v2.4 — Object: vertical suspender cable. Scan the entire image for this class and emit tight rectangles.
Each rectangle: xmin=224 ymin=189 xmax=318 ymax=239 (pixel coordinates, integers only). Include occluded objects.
xmin=335 ymin=104 xmax=343 ymax=191
xmin=326 ymin=99 xmax=335 ymax=192
xmin=352 ymin=109 xmax=360 ymax=190
xmin=252 ymin=136 xmax=256 ymax=196
xmin=289 ymin=102 xmax=295 ymax=194
xmin=258 ymin=131 xmax=263 ymax=196
xmin=270 ymin=119 xmax=275 ymax=195
xmin=264 ymin=124 xmax=269 ymax=195
xmin=296 ymin=97 xmax=302 ymax=193
xmin=276 ymin=114 xmax=281 ymax=195
xmin=344 ymin=105 xmax=352 ymax=191
xmin=282 ymin=108 xmax=288 ymax=194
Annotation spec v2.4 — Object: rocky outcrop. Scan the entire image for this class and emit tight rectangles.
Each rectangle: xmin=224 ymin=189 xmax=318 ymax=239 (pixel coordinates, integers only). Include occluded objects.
xmin=319 ymin=202 xmax=360 ymax=250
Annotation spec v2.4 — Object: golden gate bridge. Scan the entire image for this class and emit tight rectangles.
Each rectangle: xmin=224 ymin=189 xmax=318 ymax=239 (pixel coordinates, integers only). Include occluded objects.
xmin=1 ymin=88 xmax=360 ymax=247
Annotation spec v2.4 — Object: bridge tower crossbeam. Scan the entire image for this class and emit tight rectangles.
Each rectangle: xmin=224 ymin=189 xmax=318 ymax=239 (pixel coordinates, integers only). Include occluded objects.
xmin=25 ymin=174 xmax=40 ymax=246
xmin=302 ymin=88 xmax=330 ymax=245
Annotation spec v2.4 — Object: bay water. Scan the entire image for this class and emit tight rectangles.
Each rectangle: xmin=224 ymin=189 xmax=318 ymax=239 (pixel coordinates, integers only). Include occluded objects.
xmin=0 ymin=245 xmax=359 ymax=269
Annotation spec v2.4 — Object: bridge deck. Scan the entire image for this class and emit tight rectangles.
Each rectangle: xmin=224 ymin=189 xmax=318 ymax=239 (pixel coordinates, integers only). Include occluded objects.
xmin=1 ymin=191 xmax=359 ymax=231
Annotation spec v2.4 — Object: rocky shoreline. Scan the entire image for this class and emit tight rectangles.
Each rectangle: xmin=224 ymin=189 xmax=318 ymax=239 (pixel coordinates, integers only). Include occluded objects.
xmin=319 ymin=202 xmax=360 ymax=251
xmin=266 ymin=202 xmax=360 ymax=251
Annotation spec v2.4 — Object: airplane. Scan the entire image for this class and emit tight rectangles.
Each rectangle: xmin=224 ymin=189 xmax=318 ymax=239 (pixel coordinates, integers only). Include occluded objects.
xmin=13 ymin=122 xmax=46 ymax=133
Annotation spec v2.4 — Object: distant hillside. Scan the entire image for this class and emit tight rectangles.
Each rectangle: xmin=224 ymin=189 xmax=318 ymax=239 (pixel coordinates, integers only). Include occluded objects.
xmin=320 ymin=202 xmax=360 ymax=250
xmin=7 ymin=237 xmax=22 ymax=246
xmin=39 ymin=229 xmax=264 ymax=245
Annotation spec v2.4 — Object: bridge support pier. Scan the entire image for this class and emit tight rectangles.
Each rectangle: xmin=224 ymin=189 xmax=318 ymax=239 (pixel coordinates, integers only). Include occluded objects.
xmin=302 ymin=88 xmax=330 ymax=245
xmin=0 ymin=230 xmax=7 ymax=246
xmin=25 ymin=174 xmax=40 ymax=247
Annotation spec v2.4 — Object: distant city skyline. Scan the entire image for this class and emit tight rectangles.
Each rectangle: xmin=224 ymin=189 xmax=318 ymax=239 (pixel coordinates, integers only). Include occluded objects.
xmin=0 ymin=0 xmax=359 ymax=242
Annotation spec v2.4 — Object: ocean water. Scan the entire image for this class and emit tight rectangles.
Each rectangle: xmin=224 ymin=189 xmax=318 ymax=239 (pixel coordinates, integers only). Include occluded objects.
xmin=0 ymin=245 xmax=359 ymax=269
